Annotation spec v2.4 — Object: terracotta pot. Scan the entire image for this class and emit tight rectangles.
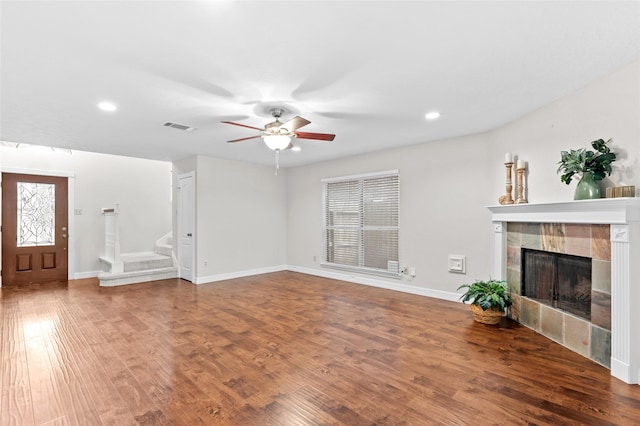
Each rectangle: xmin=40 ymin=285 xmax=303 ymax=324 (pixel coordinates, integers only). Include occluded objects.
xmin=469 ymin=304 xmax=504 ymax=325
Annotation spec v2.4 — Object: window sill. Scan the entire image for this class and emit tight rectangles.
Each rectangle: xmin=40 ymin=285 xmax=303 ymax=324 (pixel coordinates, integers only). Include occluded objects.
xmin=320 ymin=262 xmax=402 ymax=280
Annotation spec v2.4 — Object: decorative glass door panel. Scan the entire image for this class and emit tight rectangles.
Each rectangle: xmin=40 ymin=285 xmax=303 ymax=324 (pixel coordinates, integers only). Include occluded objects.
xmin=17 ymin=182 xmax=56 ymax=247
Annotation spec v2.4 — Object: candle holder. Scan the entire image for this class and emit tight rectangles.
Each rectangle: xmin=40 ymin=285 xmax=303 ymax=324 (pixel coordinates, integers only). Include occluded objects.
xmin=498 ymin=162 xmax=515 ymax=205
xmin=516 ymin=167 xmax=527 ymax=204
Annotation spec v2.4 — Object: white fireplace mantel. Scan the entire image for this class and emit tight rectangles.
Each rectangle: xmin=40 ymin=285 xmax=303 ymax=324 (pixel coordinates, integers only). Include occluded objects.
xmin=487 ymin=198 xmax=640 ymax=224
xmin=487 ymin=198 xmax=640 ymax=385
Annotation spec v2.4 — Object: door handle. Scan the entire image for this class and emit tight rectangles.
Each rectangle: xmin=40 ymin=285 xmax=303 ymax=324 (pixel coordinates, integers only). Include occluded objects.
xmin=62 ymin=234 xmax=67 ymax=239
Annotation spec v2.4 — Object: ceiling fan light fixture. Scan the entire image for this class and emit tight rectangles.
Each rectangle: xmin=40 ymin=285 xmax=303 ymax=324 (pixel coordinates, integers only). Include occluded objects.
xmin=263 ymin=134 xmax=291 ymax=151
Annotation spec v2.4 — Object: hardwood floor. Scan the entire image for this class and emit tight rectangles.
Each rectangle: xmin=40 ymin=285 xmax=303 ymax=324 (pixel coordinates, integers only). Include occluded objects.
xmin=1 ymin=271 xmax=640 ymax=425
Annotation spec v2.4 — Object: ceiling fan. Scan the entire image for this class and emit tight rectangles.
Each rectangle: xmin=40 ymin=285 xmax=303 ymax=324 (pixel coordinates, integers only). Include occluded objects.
xmin=222 ymin=108 xmax=336 ymax=152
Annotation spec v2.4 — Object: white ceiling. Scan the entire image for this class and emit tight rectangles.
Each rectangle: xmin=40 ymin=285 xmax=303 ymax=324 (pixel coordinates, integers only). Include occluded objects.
xmin=1 ymin=1 xmax=639 ymax=168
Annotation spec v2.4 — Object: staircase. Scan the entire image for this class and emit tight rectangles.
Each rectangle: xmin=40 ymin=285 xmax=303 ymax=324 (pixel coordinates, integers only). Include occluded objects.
xmin=98 ymin=206 xmax=177 ymax=286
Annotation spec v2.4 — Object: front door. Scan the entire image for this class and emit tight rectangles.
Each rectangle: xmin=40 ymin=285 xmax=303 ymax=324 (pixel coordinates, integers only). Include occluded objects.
xmin=1 ymin=173 xmax=69 ymax=285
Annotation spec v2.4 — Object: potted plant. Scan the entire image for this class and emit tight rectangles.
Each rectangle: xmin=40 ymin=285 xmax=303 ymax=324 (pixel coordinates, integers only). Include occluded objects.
xmin=557 ymin=138 xmax=616 ymax=200
xmin=457 ymin=279 xmax=512 ymax=325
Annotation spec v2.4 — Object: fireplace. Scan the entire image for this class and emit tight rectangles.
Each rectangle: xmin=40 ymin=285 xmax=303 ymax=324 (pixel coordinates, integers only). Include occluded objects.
xmin=504 ymin=223 xmax=610 ymax=369
xmin=521 ymin=248 xmax=592 ymax=321
xmin=488 ymin=198 xmax=640 ymax=385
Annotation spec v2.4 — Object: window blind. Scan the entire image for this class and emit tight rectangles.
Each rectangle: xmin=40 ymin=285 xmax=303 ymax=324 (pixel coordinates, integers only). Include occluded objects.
xmin=322 ymin=171 xmax=399 ymax=277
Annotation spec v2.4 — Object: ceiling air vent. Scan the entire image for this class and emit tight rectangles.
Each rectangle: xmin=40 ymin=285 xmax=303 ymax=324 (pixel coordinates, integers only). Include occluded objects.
xmin=163 ymin=122 xmax=196 ymax=132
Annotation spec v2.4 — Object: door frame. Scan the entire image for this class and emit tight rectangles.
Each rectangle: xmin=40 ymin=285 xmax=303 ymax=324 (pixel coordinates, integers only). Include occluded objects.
xmin=0 ymin=167 xmax=76 ymax=287
xmin=177 ymin=171 xmax=195 ymax=282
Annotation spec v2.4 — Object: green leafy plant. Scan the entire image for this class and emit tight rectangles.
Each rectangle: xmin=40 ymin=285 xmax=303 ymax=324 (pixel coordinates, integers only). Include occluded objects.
xmin=457 ymin=279 xmax=512 ymax=312
xmin=557 ymin=138 xmax=616 ymax=185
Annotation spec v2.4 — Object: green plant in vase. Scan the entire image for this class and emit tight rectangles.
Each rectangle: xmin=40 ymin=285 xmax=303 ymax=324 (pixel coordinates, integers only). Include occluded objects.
xmin=557 ymin=138 xmax=616 ymax=200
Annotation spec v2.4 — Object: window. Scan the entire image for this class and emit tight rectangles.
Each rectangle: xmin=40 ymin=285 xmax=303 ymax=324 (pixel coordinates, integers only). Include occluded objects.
xmin=322 ymin=170 xmax=399 ymax=277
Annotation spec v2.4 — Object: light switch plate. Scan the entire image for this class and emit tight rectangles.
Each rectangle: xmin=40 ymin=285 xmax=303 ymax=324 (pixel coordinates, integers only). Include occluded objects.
xmin=448 ymin=255 xmax=466 ymax=274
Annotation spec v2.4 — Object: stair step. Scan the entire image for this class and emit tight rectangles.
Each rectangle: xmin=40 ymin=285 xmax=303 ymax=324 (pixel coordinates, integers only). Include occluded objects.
xmin=154 ymin=243 xmax=172 ymax=257
xmin=121 ymin=252 xmax=173 ymax=272
xmin=98 ymin=266 xmax=178 ymax=287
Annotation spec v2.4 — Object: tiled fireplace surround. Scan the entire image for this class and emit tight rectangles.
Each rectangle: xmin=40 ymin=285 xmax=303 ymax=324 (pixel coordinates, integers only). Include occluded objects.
xmin=488 ymin=198 xmax=640 ymax=385
xmin=507 ymin=222 xmax=612 ymax=367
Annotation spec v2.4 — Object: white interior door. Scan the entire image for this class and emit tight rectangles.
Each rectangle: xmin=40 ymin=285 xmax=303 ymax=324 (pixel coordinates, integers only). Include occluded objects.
xmin=177 ymin=172 xmax=195 ymax=282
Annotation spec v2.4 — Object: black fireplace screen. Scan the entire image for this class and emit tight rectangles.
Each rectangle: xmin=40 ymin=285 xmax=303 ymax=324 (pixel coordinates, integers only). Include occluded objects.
xmin=521 ymin=248 xmax=592 ymax=321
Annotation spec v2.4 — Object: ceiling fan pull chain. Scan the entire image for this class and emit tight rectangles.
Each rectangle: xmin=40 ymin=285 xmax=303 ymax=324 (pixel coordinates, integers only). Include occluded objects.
xmin=275 ymin=150 xmax=280 ymax=176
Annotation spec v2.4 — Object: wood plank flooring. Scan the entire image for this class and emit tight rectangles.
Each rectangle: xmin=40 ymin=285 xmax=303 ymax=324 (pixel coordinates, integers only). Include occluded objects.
xmin=1 ymin=271 xmax=640 ymax=425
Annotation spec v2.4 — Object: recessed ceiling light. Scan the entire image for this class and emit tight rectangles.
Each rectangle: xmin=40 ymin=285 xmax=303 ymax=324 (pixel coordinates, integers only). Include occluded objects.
xmin=98 ymin=102 xmax=117 ymax=112
xmin=291 ymin=146 xmax=301 ymax=152
xmin=425 ymin=111 xmax=441 ymax=120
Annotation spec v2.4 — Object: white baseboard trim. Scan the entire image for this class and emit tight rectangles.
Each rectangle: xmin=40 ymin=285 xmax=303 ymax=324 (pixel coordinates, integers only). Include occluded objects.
xmin=8 ymin=264 xmax=461 ymax=302
xmin=73 ymin=270 xmax=100 ymax=279
xmin=191 ymin=263 xmax=460 ymax=302
xmin=611 ymin=358 xmax=639 ymax=385
xmin=286 ymin=265 xmax=460 ymax=303
xmin=194 ymin=264 xmax=288 ymax=285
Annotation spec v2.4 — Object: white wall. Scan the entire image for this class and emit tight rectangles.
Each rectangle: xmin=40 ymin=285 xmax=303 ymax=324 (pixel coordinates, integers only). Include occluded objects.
xmin=1 ymin=147 xmax=172 ymax=277
xmin=286 ymin=59 xmax=640 ymax=297
xmin=488 ymin=60 xmax=640 ymax=202
xmin=172 ymin=155 xmax=288 ymax=282
xmin=287 ymin=133 xmax=494 ymax=297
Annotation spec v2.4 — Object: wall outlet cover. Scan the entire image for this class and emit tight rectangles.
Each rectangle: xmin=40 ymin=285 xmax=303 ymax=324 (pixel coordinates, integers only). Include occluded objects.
xmin=448 ymin=255 xmax=466 ymax=274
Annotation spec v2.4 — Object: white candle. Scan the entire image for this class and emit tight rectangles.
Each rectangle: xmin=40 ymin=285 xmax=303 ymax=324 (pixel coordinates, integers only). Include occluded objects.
xmin=505 ymin=153 xmax=513 ymax=163
xmin=517 ymin=159 xmax=525 ymax=169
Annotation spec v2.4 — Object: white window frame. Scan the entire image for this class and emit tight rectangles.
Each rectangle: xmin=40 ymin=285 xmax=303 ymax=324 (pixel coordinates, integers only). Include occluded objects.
xmin=321 ymin=170 xmax=400 ymax=278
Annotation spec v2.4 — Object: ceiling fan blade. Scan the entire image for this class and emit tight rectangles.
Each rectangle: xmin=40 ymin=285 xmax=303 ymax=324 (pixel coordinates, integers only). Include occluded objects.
xmin=222 ymin=121 xmax=264 ymax=131
xmin=295 ymin=131 xmax=336 ymax=141
xmin=227 ymin=135 xmax=262 ymax=143
xmin=281 ymin=116 xmax=311 ymax=131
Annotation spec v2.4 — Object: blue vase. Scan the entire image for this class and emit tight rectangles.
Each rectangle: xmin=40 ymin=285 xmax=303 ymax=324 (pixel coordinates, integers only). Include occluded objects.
xmin=574 ymin=173 xmax=601 ymax=200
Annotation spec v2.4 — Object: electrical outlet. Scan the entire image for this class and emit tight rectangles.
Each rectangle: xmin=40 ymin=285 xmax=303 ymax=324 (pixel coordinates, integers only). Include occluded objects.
xmin=204 ymin=261 xmax=208 ymax=267
xmin=448 ymin=255 xmax=466 ymax=274
xmin=74 ymin=209 xmax=82 ymax=215
xmin=409 ymin=267 xmax=416 ymax=277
